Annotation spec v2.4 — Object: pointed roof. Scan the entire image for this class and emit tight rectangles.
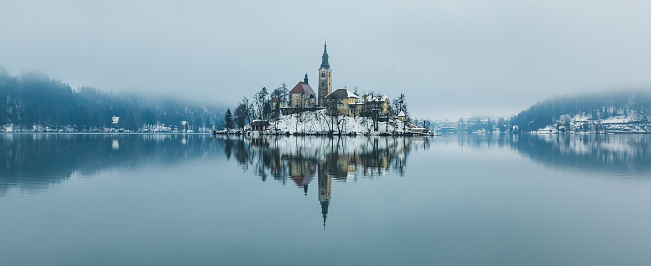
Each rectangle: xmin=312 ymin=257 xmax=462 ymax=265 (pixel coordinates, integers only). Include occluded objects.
xmin=321 ymin=200 xmax=329 ymax=230
xmin=289 ymin=81 xmax=316 ymax=95
xmin=320 ymin=41 xmax=330 ymax=70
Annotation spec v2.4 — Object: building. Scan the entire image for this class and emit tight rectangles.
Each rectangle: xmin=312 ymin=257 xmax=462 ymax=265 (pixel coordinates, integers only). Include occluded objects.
xmin=361 ymin=94 xmax=390 ymax=119
xmin=397 ymin=111 xmax=406 ymax=121
xmin=325 ymin=88 xmax=360 ymax=117
xmin=249 ymin=120 xmax=270 ymax=131
xmin=270 ymin=97 xmax=284 ymax=110
xmin=318 ymin=42 xmax=332 ymax=107
xmin=288 ymin=74 xmax=316 ymax=108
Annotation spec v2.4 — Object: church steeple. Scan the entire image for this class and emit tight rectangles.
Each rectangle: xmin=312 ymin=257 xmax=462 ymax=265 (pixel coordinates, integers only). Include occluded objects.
xmin=321 ymin=199 xmax=329 ymax=230
xmin=304 ymin=72 xmax=309 ymax=84
xmin=317 ymin=41 xmax=332 ymax=106
xmin=320 ymin=41 xmax=330 ymax=70
xmin=317 ymin=164 xmax=332 ymax=230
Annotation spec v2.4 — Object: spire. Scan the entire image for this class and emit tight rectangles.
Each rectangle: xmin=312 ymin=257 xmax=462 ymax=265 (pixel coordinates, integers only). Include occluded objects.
xmin=320 ymin=41 xmax=330 ymax=69
xmin=321 ymin=200 xmax=329 ymax=230
xmin=304 ymin=72 xmax=309 ymax=84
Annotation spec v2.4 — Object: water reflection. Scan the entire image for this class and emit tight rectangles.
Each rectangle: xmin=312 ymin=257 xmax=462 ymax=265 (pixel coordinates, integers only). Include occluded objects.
xmin=214 ymin=136 xmax=431 ymax=228
xmin=0 ymin=134 xmax=222 ymax=195
xmin=453 ymin=134 xmax=651 ymax=176
xmin=218 ymin=136 xmax=427 ymax=181
xmin=2 ymin=134 xmax=650 ymax=198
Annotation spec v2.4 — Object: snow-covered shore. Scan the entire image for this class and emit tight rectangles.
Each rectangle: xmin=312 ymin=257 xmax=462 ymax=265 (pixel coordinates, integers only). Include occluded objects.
xmin=219 ymin=109 xmax=417 ymax=135
xmin=531 ymin=113 xmax=651 ymax=134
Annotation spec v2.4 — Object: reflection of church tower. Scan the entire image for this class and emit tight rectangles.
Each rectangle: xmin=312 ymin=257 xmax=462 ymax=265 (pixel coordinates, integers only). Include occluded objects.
xmin=317 ymin=41 xmax=332 ymax=107
xmin=318 ymin=165 xmax=332 ymax=229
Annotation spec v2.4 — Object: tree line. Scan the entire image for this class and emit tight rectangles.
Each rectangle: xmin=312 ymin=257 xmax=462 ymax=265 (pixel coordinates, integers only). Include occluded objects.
xmin=224 ymin=84 xmax=289 ymax=130
xmin=223 ymin=84 xmax=411 ymax=131
xmin=0 ymin=70 xmax=223 ymax=131
xmin=511 ymin=91 xmax=651 ymax=131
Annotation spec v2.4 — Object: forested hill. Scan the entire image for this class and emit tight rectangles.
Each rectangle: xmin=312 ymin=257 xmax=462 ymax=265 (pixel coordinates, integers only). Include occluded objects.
xmin=512 ymin=90 xmax=651 ymax=132
xmin=0 ymin=70 xmax=223 ymax=132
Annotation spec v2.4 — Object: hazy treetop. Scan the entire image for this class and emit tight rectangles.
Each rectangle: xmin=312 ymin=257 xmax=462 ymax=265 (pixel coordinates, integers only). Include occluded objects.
xmin=1 ymin=0 xmax=650 ymax=119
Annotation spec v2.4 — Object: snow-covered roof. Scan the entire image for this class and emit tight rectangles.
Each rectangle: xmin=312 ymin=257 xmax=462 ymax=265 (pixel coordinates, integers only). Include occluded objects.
xmin=366 ymin=94 xmax=389 ymax=102
xmin=250 ymin=120 xmax=270 ymax=126
xmin=326 ymin=88 xmax=358 ymax=99
xmin=398 ymin=111 xmax=406 ymax=117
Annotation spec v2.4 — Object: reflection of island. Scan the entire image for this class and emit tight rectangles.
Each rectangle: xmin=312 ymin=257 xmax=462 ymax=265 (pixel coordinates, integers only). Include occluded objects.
xmin=216 ymin=136 xmax=431 ymax=228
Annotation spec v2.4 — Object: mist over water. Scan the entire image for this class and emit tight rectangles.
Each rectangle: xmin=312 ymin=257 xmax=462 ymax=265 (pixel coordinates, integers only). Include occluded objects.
xmin=2 ymin=134 xmax=651 ymax=265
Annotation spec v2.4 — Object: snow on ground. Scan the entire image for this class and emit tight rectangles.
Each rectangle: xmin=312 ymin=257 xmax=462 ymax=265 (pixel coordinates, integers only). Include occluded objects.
xmin=256 ymin=109 xmax=410 ymax=135
xmin=535 ymin=112 xmax=651 ymax=134
xmin=572 ymin=114 xmax=592 ymax=121
xmin=601 ymin=115 xmax=631 ymax=124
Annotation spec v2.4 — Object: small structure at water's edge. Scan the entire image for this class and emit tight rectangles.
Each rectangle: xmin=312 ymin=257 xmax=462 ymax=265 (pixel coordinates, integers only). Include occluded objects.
xmin=250 ymin=120 xmax=270 ymax=131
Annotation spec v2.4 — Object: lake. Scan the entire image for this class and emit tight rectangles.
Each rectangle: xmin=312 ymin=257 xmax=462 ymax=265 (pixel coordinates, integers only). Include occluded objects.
xmin=2 ymin=133 xmax=651 ymax=265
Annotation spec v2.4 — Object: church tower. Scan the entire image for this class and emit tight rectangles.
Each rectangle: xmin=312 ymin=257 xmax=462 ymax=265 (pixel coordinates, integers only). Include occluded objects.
xmin=318 ymin=41 xmax=332 ymax=107
xmin=318 ymin=164 xmax=332 ymax=230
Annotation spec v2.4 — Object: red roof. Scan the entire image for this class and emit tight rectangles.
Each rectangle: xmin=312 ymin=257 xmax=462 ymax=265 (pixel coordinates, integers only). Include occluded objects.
xmin=289 ymin=81 xmax=316 ymax=95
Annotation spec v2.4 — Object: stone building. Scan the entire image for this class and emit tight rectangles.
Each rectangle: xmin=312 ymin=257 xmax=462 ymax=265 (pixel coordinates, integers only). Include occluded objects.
xmin=288 ymin=74 xmax=316 ymax=108
xmin=269 ymin=97 xmax=283 ymax=110
xmin=325 ymin=88 xmax=360 ymax=117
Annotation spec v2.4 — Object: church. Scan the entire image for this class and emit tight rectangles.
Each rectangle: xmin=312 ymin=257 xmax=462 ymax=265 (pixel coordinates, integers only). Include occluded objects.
xmin=285 ymin=42 xmax=332 ymax=112
xmin=283 ymin=42 xmax=390 ymax=118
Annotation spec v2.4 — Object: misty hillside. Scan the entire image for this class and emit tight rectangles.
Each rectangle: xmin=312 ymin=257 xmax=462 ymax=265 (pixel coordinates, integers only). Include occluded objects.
xmin=0 ymin=70 xmax=223 ymax=131
xmin=512 ymin=91 xmax=651 ymax=132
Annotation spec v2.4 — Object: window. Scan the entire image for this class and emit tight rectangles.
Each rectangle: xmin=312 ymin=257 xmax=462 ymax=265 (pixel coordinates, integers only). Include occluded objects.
xmin=321 ymin=73 xmax=325 ymax=77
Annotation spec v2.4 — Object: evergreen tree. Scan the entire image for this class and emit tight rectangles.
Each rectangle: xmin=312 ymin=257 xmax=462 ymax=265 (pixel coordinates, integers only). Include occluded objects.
xmin=224 ymin=108 xmax=234 ymax=129
xmin=0 ymin=71 xmax=223 ymax=132
xmin=234 ymin=97 xmax=250 ymax=128
xmin=255 ymin=87 xmax=268 ymax=119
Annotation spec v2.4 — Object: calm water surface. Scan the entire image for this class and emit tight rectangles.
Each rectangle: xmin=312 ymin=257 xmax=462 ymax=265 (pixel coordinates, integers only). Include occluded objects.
xmin=1 ymin=134 xmax=651 ymax=265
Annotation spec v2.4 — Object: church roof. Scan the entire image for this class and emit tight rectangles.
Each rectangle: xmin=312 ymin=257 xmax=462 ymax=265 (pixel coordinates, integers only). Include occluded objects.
xmin=326 ymin=88 xmax=358 ymax=99
xmin=289 ymin=81 xmax=316 ymax=95
xmin=320 ymin=41 xmax=330 ymax=70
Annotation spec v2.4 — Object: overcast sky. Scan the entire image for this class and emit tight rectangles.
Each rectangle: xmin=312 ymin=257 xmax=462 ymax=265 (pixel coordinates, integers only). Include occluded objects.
xmin=1 ymin=0 xmax=650 ymax=120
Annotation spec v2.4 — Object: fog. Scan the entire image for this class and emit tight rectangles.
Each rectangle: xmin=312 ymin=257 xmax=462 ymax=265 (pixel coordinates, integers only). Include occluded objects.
xmin=1 ymin=0 xmax=650 ymax=119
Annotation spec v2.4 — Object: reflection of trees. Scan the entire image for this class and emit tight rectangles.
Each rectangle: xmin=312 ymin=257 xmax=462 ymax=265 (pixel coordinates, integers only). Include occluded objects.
xmin=220 ymin=136 xmax=430 ymax=187
xmin=510 ymin=134 xmax=651 ymax=175
xmin=217 ymin=135 xmax=430 ymax=230
xmin=453 ymin=134 xmax=651 ymax=175
xmin=0 ymin=134 xmax=222 ymax=196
